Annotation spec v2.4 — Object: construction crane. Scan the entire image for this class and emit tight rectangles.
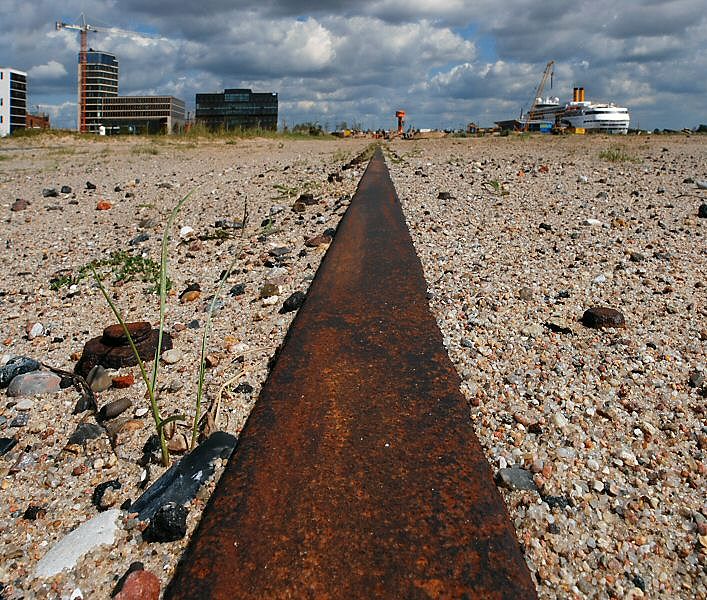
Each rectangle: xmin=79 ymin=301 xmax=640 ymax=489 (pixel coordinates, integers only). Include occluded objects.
xmin=55 ymin=14 xmax=157 ymax=132
xmin=523 ymin=60 xmax=554 ymax=132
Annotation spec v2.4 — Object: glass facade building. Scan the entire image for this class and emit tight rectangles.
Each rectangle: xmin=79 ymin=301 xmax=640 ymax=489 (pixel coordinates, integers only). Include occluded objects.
xmin=82 ymin=50 xmax=119 ymax=133
xmin=195 ymin=88 xmax=278 ymax=131
xmin=98 ymin=96 xmax=186 ymax=134
xmin=0 ymin=68 xmax=27 ymax=137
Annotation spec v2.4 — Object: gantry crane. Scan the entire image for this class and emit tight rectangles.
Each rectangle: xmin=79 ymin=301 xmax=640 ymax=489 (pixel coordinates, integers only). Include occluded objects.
xmin=523 ymin=60 xmax=554 ymax=132
xmin=55 ymin=14 xmax=157 ymax=132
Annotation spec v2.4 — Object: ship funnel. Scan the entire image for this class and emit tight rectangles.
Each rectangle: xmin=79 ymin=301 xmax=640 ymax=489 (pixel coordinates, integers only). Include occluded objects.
xmin=573 ymin=87 xmax=578 ymax=102
xmin=579 ymin=87 xmax=585 ymax=102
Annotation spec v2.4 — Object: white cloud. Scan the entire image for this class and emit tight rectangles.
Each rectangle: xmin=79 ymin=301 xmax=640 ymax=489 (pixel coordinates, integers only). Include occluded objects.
xmin=28 ymin=60 xmax=68 ymax=79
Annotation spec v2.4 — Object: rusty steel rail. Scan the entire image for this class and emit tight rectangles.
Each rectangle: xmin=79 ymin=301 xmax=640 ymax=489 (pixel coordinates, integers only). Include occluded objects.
xmin=165 ymin=148 xmax=537 ymax=599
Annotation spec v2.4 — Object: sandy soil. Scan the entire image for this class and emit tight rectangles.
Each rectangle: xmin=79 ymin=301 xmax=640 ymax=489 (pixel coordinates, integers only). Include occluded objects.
xmin=0 ymin=133 xmax=705 ymax=599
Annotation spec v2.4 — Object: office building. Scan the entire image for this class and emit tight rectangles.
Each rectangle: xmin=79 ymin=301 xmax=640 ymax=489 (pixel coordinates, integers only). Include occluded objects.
xmin=0 ymin=68 xmax=27 ymax=137
xmin=82 ymin=50 xmax=119 ymax=133
xmin=98 ymin=96 xmax=186 ymax=134
xmin=195 ymin=88 xmax=278 ymax=131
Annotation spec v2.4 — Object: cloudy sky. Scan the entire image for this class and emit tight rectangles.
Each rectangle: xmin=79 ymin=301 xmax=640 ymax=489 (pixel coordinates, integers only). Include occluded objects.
xmin=2 ymin=0 xmax=705 ymax=131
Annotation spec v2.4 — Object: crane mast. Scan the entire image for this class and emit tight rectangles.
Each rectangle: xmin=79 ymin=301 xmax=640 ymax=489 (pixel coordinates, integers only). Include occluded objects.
xmin=55 ymin=14 xmax=157 ymax=133
xmin=523 ymin=60 xmax=554 ymax=132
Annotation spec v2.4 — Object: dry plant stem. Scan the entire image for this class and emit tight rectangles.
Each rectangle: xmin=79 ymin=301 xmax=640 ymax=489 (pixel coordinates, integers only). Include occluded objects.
xmin=91 ymin=267 xmax=170 ymax=466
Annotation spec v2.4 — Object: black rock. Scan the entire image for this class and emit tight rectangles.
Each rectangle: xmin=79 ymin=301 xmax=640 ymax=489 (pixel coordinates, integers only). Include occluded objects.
xmin=214 ymin=219 xmax=244 ymax=229
xmin=0 ymin=437 xmax=18 ymax=456
xmin=437 ymin=191 xmax=453 ymax=200
xmin=0 ymin=357 xmax=41 ymax=388
xmin=10 ymin=413 xmax=29 ymax=428
xmin=92 ymin=479 xmax=122 ymax=511
xmin=539 ymin=223 xmax=553 ymax=231
xmin=269 ymin=246 xmax=291 ymax=258
xmin=67 ymin=422 xmax=104 ymax=445
xmin=260 ymin=218 xmax=275 ymax=228
xmin=229 ymin=283 xmax=246 ymax=297
xmin=323 ymin=227 xmax=337 ymax=238
xmin=60 ymin=185 xmax=72 ymax=194
xmin=688 ymin=370 xmax=705 ymax=388
xmin=279 ymin=291 xmax=306 ymax=314
xmin=698 ymin=204 xmax=707 ymax=218
xmin=187 ymin=319 xmax=200 ymax=329
xmin=235 ymin=382 xmax=254 ymax=394
xmin=22 ymin=504 xmax=46 ymax=520
xmin=42 ymin=188 xmax=58 ymax=198
xmin=297 ymin=193 xmax=318 ymax=206
xmin=143 ymin=502 xmax=188 ymax=542
xmin=114 ymin=186 xmax=122 ymax=192
xmin=132 ymin=431 xmax=237 ymax=520
xmin=86 ymin=181 xmax=96 ymax=190
xmin=111 ymin=562 xmax=145 ymax=597
xmin=496 ymin=467 xmax=538 ymax=492
xmin=128 ymin=233 xmax=150 ymax=246
xmin=632 ymin=574 xmax=646 ymax=593
xmin=544 ymin=322 xmax=573 ymax=335
xmin=543 ymin=495 xmax=571 ymax=510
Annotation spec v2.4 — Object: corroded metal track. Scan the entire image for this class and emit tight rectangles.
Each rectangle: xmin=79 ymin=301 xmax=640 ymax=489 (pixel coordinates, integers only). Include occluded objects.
xmin=165 ymin=148 xmax=537 ymax=599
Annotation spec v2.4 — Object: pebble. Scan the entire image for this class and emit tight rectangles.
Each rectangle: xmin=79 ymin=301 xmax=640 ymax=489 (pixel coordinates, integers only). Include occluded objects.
xmin=143 ymin=502 xmax=189 ymax=542
xmin=259 ymin=283 xmax=280 ymax=298
xmin=42 ymin=188 xmax=58 ymax=197
xmin=496 ymin=467 xmax=539 ymax=492
xmin=581 ymin=307 xmax=626 ymax=329
xmin=25 ymin=321 xmax=44 ymax=339
xmin=179 ymin=226 xmax=195 ymax=240
xmin=112 ymin=373 xmax=135 ymax=389
xmin=279 ymin=291 xmax=306 ymax=313
xmin=114 ymin=569 xmax=161 ymax=600
xmin=14 ymin=398 xmax=34 ymax=411
xmin=0 ymin=356 xmax=41 ymax=388
xmin=67 ymin=422 xmax=104 ymax=445
xmin=161 ymin=349 xmax=183 ymax=364
xmin=6 ymin=371 xmax=61 ymax=397
xmin=11 ymin=198 xmax=30 ymax=211
xmin=96 ymin=201 xmax=112 ymax=210
xmin=86 ymin=365 xmax=113 ymax=393
xmin=304 ymin=234 xmax=332 ymax=247
xmin=135 ymin=407 xmax=149 ymax=418
xmin=33 ymin=509 xmax=121 ymax=578
xmin=698 ymin=203 xmax=707 ymax=218
xmin=99 ymin=397 xmax=133 ymax=420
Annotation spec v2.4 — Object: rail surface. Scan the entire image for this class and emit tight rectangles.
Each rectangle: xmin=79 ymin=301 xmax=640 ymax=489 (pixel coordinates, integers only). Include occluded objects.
xmin=165 ymin=148 xmax=537 ymax=599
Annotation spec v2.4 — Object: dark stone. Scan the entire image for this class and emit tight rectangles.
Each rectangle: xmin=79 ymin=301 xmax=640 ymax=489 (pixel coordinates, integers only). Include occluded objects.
xmin=75 ymin=323 xmax=171 ymax=378
xmin=10 ymin=413 xmax=29 ymax=427
xmin=114 ymin=186 xmax=122 ymax=192
xmin=142 ymin=502 xmax=188 ymax=542
xmin=99 ymin=398 xmax=133 ymax=421
xmin=260 ymin=218 xmax=275 ymax=228
xmin=0 ymin=356 xmax=41 ymax=388
xmin=22 ymin=504 xmax=46 ymax=520
xmin=60 ymin=185 xmax=72 ymax=194
xmin=698 ymin=204 xmax=707 ymax=218
xmin=279 ymin=291 xmax=306 ymax=314
xmin=304 ymin=234 xmax=332 ymax=247
xmin=528 ymin=422 xmax=543 ymax=435
xmin=214 ymin=219 xmax=244 ymax=229
xmin=42 ymin=188 xmax=58 ymax=198
xmin=229 ymin=283 xmax=246 ymax=297
xmin=269 ymin=246 xmax=291 ymax=258
xmin=297 ymin=193 xmax=318 ymax=206
xmin=632 ymin=574 xmax=646 ymax=593
xmin=112 ymin=561 xmax=145 ymax=597
xmin=68 ymin=422 xmax=105 ymax=445
xmin=128 ymin=233 xmax=150 ymax=246
xmin=539 ymin=223 xmax=552 ymax=231
xmin=86 ymin=181 xmax=97 ymax=190
xmin=496 ymin=467 xmax=538 ymax=492
xmin=0 ymin=437 xmax=18 ymax=456
xmin=235 ymin=382 xmax=254 ymax=394
xmin=132 ymin=431 xmax=237 ymax=520
xmin=92 ymin=479 xmax=122 ymax=511
xmin=581 ymin=307 xmax=626 ymax=329
xmin=629 ymin=251 xmax=646 ymax=262
xmin=323 ymin=227 xmax=337 ymax=238
xmin=187 ymin=320 xmax=200 ymax=329
xmin=543 ymin=495 xmax=571 ymax=510
xmin=688 ymin=370 xmax=705 ymax=388
xmin=437 ymin=192 xmax=453 ymax=200
xmin=11 ymin=198 xmax=30 ymax=211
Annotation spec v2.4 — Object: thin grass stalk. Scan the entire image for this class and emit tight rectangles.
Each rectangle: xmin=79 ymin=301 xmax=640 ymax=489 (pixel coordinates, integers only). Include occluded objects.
xmin=150 ymin=190 xmax=195 ymax=393
xmin=91 ymin=267 xmax=170 ymax=466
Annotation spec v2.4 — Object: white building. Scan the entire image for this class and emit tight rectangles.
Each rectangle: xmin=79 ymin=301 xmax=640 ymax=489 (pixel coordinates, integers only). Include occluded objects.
xmin=0 ymin=68 xmax=27 ymax=137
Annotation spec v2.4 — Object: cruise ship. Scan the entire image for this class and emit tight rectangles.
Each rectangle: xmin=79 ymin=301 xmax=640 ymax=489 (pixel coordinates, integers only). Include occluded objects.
xmin=558 ymin=87 xmax=630 ymax=134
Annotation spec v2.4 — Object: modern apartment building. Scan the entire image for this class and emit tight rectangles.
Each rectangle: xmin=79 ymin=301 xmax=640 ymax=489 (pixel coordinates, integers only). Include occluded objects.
xmin=195 ymin=88 xmax=278 ymax=131
xmin=82 ymin=50 xmax=119 ymax=133
xmin=98 ymin=96 xmax=186 ymax=134
xmin=0 ymin=68 xmax=27 ymax=137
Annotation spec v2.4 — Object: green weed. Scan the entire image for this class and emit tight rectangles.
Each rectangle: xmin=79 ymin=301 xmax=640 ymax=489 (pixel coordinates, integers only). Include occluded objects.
xmin=599 ymin=145 xmax=640 ymax=163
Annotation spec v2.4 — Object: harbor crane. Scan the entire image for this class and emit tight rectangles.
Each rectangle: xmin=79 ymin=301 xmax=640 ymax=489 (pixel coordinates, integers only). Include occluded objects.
xmin=523 ymin=60 xmax=554 ymax=132
xmin=55 ymin=14 xmax=157 ymax=132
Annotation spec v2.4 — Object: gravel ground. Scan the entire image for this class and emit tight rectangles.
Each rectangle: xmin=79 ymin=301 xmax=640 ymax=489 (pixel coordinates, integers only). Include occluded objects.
xmin=386 ymin=134 xmax=706 ymax=599
xmin=0 ymin=135 xmax=369 ymax=599
xmin=0 ymin=133 xmax=705 ymax=599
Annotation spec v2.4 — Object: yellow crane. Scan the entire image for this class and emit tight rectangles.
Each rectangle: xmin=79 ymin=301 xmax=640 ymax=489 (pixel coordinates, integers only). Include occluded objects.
xmin=523 ymin=60 xmax=554 ymax=132
xmin=55 ymin=14 xmax=157 ymax=132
